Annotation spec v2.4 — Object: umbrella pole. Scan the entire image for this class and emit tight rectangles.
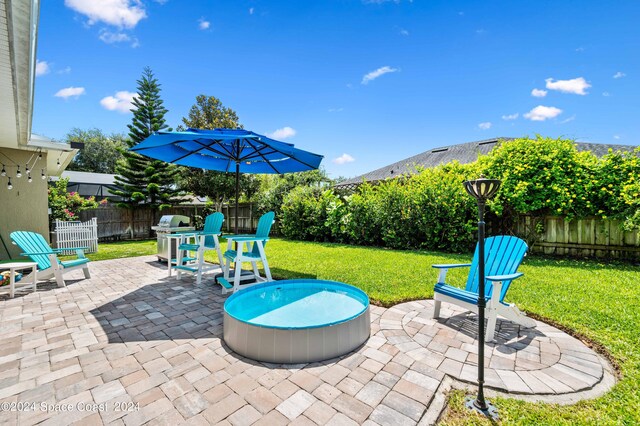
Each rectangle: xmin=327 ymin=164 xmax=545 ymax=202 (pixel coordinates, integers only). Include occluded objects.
xmin=235 ymin=162 xmax=240 ymax=234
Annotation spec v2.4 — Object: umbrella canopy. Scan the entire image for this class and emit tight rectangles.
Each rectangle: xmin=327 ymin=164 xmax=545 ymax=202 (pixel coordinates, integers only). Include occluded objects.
xmin=130 ymin=128 xmax=323 ymax=233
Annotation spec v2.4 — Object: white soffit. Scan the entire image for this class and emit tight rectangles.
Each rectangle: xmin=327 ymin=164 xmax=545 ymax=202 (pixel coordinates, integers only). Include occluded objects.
xmin=0 ymin=0 xmax=37 ymax=149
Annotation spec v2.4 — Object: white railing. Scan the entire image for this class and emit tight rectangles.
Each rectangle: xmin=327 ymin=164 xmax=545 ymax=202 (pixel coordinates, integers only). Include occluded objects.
xmin=55 ymin=218 xmax=98 ymax=254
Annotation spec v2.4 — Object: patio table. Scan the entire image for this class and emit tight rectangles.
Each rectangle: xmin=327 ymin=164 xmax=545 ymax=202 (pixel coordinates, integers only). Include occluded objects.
xmin=0 ymin=262 xmax=37 ymax=298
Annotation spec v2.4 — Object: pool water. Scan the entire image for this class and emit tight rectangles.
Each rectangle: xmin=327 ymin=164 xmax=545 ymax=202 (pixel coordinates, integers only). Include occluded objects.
xmin=224 ymin=280 xmax=369 ymax=329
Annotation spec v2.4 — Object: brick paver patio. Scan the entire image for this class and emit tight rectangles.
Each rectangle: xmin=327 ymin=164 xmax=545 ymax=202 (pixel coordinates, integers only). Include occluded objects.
xmin=0 ymin=256 xmax=615 ymax=425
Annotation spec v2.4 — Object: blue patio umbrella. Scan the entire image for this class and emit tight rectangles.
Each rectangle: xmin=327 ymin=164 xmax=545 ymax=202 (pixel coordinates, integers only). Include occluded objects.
xmin=130 ymin=128 xmax=323 ymax=233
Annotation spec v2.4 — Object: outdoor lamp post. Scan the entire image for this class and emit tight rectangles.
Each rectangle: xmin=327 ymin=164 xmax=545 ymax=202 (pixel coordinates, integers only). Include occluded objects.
xmin=463 ymin=176 xmax=501 ymax=418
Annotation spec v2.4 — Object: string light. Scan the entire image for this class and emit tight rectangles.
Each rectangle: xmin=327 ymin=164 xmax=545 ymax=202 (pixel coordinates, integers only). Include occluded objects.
xmin=1 ymin=164 xmax=5 ymax=177
xmin=56 ymin=158 xmax=61 ymax=169
xmin=28 ymin=173 xmax=32 ymax=183
xmin=41 ymin=169 xmax=46 ymax=180
xmin=25 ymin=165 xmax=30 ymax=174
xmin=16 ymin=165 xmax=22 ymax=178
xmin=7 ymin=178 xmax=12 ymax=190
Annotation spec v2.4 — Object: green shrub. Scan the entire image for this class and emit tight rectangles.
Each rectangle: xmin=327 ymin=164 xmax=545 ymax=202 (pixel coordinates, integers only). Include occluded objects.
xmin=480 ymin=136 xmax=598 ymax=219
xmin=280 ymin=186 xmax=339 ymax=241
xmin=48 ymin=177 xmax=104 ymax=221
xmin=593 ymin=147 xmax=640 ymax=229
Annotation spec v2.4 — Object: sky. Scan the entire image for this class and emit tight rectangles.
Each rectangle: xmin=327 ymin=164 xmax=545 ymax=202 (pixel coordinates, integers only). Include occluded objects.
xmin=33 ymin=1 xmax=639 ymax=178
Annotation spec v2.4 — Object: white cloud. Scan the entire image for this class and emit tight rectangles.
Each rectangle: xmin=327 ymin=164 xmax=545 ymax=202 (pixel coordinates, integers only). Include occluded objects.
xmin=602 ymin=91 xmax=610 ymax=97
xmin=575 ymin=47 xmax=585 ymax=52
xmin=531 ymin=88 xmax=547 ymax=98
xmin=560 ymin=115 xmax=576 ymax=124
xmin=524 ymin=105 xmax=562 ymax=121
xmin=328 ymin=107 xmax=344 ymax=113
xmin=54 ymin=87 xmax=86 ymax=99
xmin=100 ymin=91 xmax=138 ymax=113
xmin=501 ymin=113 xmax=519 ymax=121
xmin=249 ymin=7 xmax=255 ymax=14
xmin=545 ymin=77 xmax=591 ymax=95
xmin=267 ymin=126 xmax=296 ymax=140
xmin=478 ymin=122 xmax=492 ymax=130
xmin=361 ymin=66 xmax=399 ymax=85
xmin=99 ymin=30 xmax=130 ymax=43
xmin=613 ymin=135 xmax=620 ymax=140
xmin=198 ymin=18 xmax=211 ymax=30
xmin=399 ymin=28 xmax=409 ymax=36
xmin=57 ymin=66 xmax=72 ymax=74
xmin=613 ymin=71 xmax=626 ymax=79
xmin=64 ymin=0 xmax=146 ymax=29
xmin=333 ymin=153 xmax=355 ymax=165
xmin=36 ymin=60 xmax=50 ymax=76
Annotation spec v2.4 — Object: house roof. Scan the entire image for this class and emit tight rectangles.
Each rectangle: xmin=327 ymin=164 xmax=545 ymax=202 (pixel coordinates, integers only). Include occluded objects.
xmin=336 ymin=137 xmax=638 ymax=188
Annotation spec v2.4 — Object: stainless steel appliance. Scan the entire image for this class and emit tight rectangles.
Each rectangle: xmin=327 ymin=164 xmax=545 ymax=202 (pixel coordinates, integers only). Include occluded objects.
xmin=151 ymin=215 xmax=195 ymax=262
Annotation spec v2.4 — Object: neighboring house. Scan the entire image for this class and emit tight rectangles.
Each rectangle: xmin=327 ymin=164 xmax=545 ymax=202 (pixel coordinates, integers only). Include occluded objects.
xmin=336 ymin=137 xmax=637 ymax=190
xmin=0 ymin=1 xmax=76 ymax=259
xmin=51 ymin=171 xmax=208 ymax=205
xmin=53 ymin=171 xmax=123 ymax=201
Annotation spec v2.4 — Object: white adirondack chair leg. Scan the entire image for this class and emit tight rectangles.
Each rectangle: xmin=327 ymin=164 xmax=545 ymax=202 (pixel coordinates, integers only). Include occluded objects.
xmin=497 ymin=304 xmax=537 ymax=328
xmin=252 ymin=261 xmax=260 ymax=280
xmin=176 ymin=243 xmax=184 ymax=281
xmin=433 ymin=299 xmax=441 ymax=319
xmin=256 ymin=241 xmax=272 ymax=282
xmin=233 ymin=243 xmax=244 ymax=292
xmin=485 ymin=281 xmax=503 ymax=342
xmin=214 ymin=236 xmax=224 ymax=267
xmin=485 ymin=308 xmax=498 ymax=342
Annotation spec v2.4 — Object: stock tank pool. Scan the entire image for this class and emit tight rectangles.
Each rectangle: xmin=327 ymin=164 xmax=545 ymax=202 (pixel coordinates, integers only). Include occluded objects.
xmin=223 ymin=279 xmax=370 ymax=363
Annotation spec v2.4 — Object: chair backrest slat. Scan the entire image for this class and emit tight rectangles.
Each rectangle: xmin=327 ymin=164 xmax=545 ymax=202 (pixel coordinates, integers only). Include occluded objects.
xmin=465 ymin=236 xmax=528 ymax=302
xmin=203 ymin=212 xmax=224 ymax=247
xmin=251 ymin=211 xmax=275 ymax=255
xmin=10 ymin=231 xmax=54 ymax=270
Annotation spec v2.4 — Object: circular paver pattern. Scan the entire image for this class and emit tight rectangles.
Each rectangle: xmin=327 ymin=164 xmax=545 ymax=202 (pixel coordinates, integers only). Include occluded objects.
xmin=379 ymin=300 xmax=606 ymax=395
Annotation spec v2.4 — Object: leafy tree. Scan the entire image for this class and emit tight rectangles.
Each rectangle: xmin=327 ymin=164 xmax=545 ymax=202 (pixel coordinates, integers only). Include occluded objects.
xmin=66 ymin=128 xmax=127 ymax=174
xmin=178 ymin=95 xmax=256 ymax=210
xmin=49 ymin=177 xmax=104 ymax=221
xmin=255 ymin=169 xmax=332 ymax=220
xmin=113 ymin=67 xmax=180 ymax=236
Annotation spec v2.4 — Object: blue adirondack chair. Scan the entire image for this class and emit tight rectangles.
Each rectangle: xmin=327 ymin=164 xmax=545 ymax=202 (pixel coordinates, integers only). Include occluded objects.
xmin=10 ymin=231 xmax=91 ymax=288
xmin=218 ymin=211 xmax=275 ymax=293
xmin=432 ymin=235 xmax=536 ymax=341
xmin=173 ymin=212 xmax=225 ymax=284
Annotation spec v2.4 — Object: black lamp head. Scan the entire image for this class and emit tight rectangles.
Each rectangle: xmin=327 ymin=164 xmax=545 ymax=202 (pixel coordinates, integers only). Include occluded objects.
xmin=463 ymin=176 xmax=501 ymax=202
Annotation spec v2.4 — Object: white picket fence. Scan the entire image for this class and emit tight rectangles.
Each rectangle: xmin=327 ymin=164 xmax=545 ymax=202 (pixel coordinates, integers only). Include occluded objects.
xmin=55 ymin=218 xmax=99 ymax=254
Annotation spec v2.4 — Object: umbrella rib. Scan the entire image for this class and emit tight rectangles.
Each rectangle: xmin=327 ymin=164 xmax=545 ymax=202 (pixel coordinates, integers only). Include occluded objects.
xmin=255 ymin=141 xmax=319 ymax=170
xmin=243 ymin=138 xmax=283 ymax=174
xmin=191 ymin=139 xmax=237 ymax=160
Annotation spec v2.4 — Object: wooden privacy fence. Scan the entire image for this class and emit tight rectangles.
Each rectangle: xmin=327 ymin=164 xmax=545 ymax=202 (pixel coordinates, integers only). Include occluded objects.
xmin=511 ymin=215 xmax=640 ymax=260
xmin=54 ymin=218 xmax=99 ymax=254
xmin=72 ymin=203 xmax=259 ymax=241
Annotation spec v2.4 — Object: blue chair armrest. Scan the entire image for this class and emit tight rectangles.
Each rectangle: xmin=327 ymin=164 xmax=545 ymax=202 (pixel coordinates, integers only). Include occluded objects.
xmin=21 ymin=251 xmax=56 ymax=256
xmin=486 ymin=273 xmax=523 ymax=282
xmin=52 ymin=247 xmax=89 ymax=252
xmin=432 ymin=263 xmax=472 ymax=269
xmin=229 ymin=236 xmax=269 ymax=243
xmin=224 ymin=234 xmax=253 ymax=240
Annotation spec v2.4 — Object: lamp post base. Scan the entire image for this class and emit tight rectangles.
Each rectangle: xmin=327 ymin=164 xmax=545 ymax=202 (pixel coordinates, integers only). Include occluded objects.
xmin=465 ymin=396 xmax=499 ymax=420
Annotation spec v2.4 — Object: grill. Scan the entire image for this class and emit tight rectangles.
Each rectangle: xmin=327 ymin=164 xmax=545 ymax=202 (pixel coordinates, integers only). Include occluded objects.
xmin=151 ymin=215 xmax=195 ymax=262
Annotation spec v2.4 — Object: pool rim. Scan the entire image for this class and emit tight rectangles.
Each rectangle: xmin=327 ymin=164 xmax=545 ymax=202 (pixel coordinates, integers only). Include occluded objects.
xmin=223 ymin=279 xmax=370 ymax=330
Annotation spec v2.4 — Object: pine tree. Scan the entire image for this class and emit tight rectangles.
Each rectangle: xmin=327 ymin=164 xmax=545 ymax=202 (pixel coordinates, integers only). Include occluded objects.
xmin=113 ymin=67 xmax=180 ymax=236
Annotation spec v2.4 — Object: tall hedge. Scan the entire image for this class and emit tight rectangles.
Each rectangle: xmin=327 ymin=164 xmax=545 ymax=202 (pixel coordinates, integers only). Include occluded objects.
xmin=278 ymin=136 xmax=639 ymax=252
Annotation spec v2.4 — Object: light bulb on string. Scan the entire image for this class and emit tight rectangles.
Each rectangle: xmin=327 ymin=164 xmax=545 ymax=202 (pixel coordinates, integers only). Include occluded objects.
xmin=16 ymin=166 xmax=22 ymax=178
xmin=1 ymin=164 xmax=5 ymax=177
xmin=28 ymin=173 xmax=32 ymax=183
xmin=7 ymin=178 xmax=12 ymax=190
xmin=25 ymin=165 xmax=30 ymax=174
xmin=56 ymin=158 xmax=61 ymax=169
xmin=41 ymin=169 xmax=46 ymax=180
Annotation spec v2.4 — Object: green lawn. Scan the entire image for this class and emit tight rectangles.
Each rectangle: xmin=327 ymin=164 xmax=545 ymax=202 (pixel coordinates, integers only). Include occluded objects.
xmin=81 ymin=238 xmax=639 ymax=425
